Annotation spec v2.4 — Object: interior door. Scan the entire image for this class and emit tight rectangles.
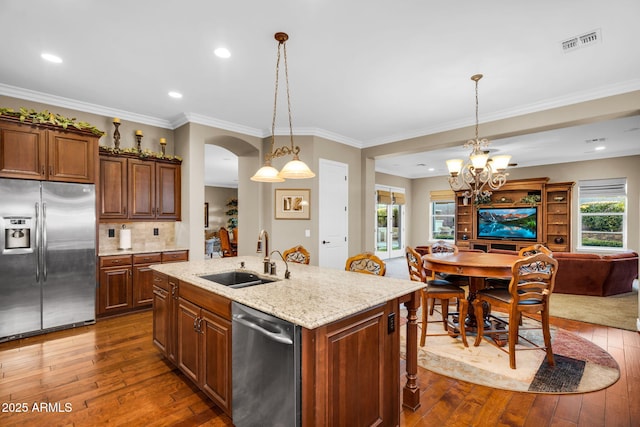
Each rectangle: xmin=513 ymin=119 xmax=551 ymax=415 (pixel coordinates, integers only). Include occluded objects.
xmin=318 ymin=159 xmax=348 ymax=270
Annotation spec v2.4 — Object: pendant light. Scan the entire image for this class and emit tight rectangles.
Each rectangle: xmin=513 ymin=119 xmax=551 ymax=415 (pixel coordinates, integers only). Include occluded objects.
xmin=251 ymin=32 xmax=315 ymax=182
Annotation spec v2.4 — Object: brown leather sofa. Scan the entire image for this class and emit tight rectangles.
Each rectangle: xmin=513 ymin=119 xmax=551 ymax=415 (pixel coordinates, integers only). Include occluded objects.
xmin=487 ymin=249 xmax=639 ymax=296
xmin=552 ymin=252 xmax=638 ymax=296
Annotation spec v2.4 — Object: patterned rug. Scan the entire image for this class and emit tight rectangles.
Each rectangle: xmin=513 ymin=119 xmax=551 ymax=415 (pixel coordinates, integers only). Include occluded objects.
xmin=400 ymin=312 xmax=620 ymax=394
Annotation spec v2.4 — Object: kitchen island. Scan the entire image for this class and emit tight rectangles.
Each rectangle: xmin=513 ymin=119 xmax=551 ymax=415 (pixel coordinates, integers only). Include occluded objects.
xmin=150 ymin=256 xmax=423 ymax=426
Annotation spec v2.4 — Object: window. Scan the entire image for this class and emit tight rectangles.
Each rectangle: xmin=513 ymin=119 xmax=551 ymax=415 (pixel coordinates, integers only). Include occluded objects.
xmin=430 ymin=190 xmax=455 ymax=241
xmin=578 ymin=178 xmax=627 ymax=249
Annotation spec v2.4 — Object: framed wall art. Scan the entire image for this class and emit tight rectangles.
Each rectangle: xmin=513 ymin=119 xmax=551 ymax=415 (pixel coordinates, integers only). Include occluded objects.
xmin=275 ymin=188 xmax=310 ymax=220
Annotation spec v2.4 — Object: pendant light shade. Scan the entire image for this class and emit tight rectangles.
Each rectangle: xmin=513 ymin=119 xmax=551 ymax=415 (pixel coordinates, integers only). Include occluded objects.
xmin=251 ymin=163 xmax=285 ymax=182
xmin=251 ymin=32 xmax=315 ymax=182
xmin=279 ymin=155 xmax=316 ymax=179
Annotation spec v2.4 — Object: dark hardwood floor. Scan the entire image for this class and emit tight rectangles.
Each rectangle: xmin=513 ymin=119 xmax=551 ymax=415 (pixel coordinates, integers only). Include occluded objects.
xmin=1 ymin=309 xmax=639 ymax=426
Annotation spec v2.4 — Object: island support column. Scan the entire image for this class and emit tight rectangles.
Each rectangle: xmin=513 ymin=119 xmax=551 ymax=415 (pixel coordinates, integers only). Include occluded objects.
xmin=402 ymin=290 xmax=421 ymax=411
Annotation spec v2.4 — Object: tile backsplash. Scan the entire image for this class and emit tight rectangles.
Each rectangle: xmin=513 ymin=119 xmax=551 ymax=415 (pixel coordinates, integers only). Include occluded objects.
xmin=99 ymin=222 xmax=177 ymax=252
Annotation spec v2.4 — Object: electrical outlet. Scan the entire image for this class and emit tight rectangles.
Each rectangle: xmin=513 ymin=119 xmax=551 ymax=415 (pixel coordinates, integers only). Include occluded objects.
xmin=153 ymin=228 xmax=159 ymax=236
xmin=108 ymin=228 xmax=115 ymax=238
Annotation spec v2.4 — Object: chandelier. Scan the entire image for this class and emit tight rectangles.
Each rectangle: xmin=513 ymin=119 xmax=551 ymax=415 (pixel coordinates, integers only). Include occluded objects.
xmin=251 ymin=32 xmax=315 ymax=182
xmin=446 ymin=74 xmax=511 ymax=202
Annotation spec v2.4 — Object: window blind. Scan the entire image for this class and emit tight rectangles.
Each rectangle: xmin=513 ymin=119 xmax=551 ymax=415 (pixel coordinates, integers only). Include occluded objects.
xmin=429 ymin=190 xmax=455 ymax=201
xmin=579 ymin=178 xmax=626 ymax=197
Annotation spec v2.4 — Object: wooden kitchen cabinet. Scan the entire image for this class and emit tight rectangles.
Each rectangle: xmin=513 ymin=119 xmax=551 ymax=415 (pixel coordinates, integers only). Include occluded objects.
xmin=99 ymin=153 xmax=181 ymax=221
xmin=176 ymin=282 xmax=232 ymax=416
xmin=132 ymin=253 xmax=162 ymax=307
xmin=302 ymin=299 xmax=399 ymax=426
xmin=0 ymin=119 xmax=97 ymax=183
xmin=152 ymin=271 xmax=178 ymax=364
xmin=99 ymin=250 xmax=188 ymax=317
xmin=97 ymin=255 xmax=133 ymax=316
xmin=99 ymin=156 xmax=128 ymax=219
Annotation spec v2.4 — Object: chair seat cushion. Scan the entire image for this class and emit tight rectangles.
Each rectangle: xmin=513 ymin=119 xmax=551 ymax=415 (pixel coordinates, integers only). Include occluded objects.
xmin=477 ymin=288 xmax=543 ymax=305
xmin=427 ymin=278 xmax=454 ymax=286
xmin=426 ymin=282 xmax=465 ymax=294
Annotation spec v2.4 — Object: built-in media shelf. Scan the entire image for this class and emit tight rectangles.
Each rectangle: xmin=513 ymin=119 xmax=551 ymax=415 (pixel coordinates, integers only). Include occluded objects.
xmin=454 ymin=178 xmax=574 ymax=252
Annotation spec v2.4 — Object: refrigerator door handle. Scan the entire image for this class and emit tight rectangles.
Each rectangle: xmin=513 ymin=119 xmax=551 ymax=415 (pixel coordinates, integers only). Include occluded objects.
xmin=42 ymin=202 xmax=47 ymax=281
xmin=35 ymin=202 xmax=41 ymax=282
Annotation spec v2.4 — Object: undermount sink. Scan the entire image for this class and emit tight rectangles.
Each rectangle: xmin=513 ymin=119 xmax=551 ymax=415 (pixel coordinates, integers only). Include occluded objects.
xmin=198 ymin=271 xmax=278 ymax=289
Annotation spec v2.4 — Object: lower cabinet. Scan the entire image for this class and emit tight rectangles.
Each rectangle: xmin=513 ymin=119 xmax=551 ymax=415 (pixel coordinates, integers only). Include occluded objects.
xmin=98 ymin=255 xmax=132 ymax=315
xmin=175 ymin=283 xmax=232 ymax=416
xmin=152 ymin=280 xmax=401 ymax=425
xmin=152 ymin=272 xmax=178 ymax=364
xmin=98 ymin=249 xmax=188 ymax=317
xmin=301 ymin=299 xmax=400 ymax=427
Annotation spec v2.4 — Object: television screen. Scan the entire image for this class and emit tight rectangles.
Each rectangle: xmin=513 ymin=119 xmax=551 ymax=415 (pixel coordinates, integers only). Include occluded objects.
xmin=477 ymin=207 xmax=538 ymax=241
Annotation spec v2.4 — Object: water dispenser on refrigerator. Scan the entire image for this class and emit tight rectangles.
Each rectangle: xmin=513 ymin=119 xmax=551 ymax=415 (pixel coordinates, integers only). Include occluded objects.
xmin=3 ymin=217 xmax=33 ymax=254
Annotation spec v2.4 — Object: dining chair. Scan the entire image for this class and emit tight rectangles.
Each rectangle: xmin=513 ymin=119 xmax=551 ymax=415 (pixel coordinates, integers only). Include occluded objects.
xmin=472 ymin=252 xmax=558 ymax=369
xmin=405 ymin=247 xmax=468 ymax=347
xmin=485 ymin=244 xmax=552 ymax=289
xmin=345 ymin=252 xmax=386 ymax=276
xmin=283 ymin=245 xmax=310 ymax=264
xmin=423 ymin=240 xmax=472 ymax=315
xmin=218 ymin=227 xmax=237 ymax=257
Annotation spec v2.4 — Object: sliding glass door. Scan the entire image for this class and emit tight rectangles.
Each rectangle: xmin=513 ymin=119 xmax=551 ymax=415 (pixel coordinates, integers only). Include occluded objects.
xmin=375 ymin=187 xmax=405 ymax=259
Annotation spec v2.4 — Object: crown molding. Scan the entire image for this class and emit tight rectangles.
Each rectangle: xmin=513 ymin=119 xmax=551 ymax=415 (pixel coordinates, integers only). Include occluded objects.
xmin=363 ymin=79 xmax=640 ymax=147
xmin=0 ymin=83 xmax=174 ymax=129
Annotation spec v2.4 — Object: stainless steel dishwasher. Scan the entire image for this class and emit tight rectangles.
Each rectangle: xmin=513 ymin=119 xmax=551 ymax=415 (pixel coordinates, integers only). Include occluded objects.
xmin=232 ymin=302 xmax=301 ymax=427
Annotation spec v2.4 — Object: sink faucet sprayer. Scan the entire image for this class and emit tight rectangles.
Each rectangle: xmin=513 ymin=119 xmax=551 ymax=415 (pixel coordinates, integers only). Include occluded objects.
xmin=256 ymin=230 xmax=270 ymax=274
xmin=270 ymin=250 xmax=291 ymax=279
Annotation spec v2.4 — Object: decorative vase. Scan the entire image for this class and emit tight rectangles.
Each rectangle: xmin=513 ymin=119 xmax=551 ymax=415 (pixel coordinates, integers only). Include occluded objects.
xmin=554 ymin=237 xmax=564 ymax=244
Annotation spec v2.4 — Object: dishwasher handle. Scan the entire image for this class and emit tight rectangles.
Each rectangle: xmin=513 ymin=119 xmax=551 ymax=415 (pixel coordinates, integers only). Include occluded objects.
xmin=234 ymin=314 xmax=293 ymax=345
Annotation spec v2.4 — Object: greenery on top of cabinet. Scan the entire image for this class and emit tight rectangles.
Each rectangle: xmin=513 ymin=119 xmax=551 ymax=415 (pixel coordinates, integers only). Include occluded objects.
xmin=0 ymin=107 xmax=104 ymax=136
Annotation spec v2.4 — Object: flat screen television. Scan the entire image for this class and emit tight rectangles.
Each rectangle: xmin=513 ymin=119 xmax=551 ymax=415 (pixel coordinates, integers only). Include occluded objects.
xmin=477 ymin=207 xmax=538 ymax=241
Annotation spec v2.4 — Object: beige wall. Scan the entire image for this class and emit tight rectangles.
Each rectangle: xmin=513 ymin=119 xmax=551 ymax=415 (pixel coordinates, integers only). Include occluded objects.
xmin=410 ymin=155 xmax=640 ymax=252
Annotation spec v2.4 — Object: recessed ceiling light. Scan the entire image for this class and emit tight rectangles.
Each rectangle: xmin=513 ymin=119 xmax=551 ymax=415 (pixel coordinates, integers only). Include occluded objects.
xmin=41 ymin=53 xmax=62 ymax=63
xmin=594 ymin=146 xmax=606 ymax=151
xmin=428 ymin=167 xmax=435 ymax=172
xmin=168 ymin=91 xmax=183 ymax=99
xmin=214 ymin=47 xmax=231 ymax=58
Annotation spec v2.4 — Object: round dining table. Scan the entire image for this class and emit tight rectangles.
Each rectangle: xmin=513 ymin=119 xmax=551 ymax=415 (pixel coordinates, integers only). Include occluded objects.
xmin=422 ymin=251 xmax=520 ymax=326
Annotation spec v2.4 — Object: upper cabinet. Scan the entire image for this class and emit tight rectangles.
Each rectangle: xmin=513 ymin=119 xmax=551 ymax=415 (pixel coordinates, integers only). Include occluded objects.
xmin=99 ymin=152 xmax=181 ymax=222
xmin=0 ymin=118 xmax=97 ymax=183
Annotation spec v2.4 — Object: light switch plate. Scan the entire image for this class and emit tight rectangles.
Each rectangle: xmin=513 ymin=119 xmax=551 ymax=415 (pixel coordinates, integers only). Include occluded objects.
xmin=305 ymin=229 xmax=311 ymax=237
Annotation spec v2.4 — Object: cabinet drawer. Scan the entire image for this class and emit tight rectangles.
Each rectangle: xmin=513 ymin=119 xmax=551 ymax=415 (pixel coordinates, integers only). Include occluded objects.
xmin=162 ymin=250 xmax=189 ymax=263
xmin=152 ymin=272 xmax=169 ymax=291
xmin=133 ymin=252 xmax=162 ymax=265
xmin=100 ymin=254 xmax=133 ymax=268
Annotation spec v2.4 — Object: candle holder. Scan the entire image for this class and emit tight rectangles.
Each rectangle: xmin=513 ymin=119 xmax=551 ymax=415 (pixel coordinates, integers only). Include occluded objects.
xmin=135 ymin=132 xmax=143 ymax=152
xmin=113 ymin=121 xmax=121 ymax=150
xmin=159 ymin=138 xmax=166 ymax=156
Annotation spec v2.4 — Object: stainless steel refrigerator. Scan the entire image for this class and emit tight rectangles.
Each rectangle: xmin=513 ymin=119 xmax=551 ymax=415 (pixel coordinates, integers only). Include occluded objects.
xmin=0 ymin=178 xmax=96 ymax=342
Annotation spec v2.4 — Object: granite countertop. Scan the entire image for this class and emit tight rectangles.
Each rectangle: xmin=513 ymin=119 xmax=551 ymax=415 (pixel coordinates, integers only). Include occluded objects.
xmin=99 ymin=244 xmax=189 ymax=257
xmin=150 ymin=256 xmax=423 ymax=330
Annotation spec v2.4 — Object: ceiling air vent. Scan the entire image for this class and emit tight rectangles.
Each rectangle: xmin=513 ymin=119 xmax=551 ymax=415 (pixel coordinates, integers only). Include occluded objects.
xmin=561 ymin=29 xmax=601 ymax=53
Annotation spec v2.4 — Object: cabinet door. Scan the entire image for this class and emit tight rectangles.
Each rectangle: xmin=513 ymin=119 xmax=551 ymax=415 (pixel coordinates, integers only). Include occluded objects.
xmin=177 ymin=297 xmax=201 ymax=384
xmin=0 ymin=121 xmax=46 ymax=179
xmin=99 ymin=156 xmax=128 ymax=219
xmin=201 ymin=308 xmax=232 ymax=415
xmin=98 ymin=266 xmax=132 ymax=315
xmin=311 ymin=303 xmax=395 ymax=427
xmin=47 ymin=130 xmax=96 ymax=183
xmin=152 ymin=285 xmax=169 ymax=354
xmin=128 ymin=159 xmax=155 ymax=219
xmin=156 ymin=162 xmax=181 ymax=220
xmin=133 ymin=264 xmax=155 ymax=307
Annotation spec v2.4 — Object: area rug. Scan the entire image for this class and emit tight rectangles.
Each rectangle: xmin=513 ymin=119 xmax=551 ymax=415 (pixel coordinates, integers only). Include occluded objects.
xmin=400 ymin=312 xmax=620 ymax=394
xmin=549 ymin=289 xmax=638 ymax=331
